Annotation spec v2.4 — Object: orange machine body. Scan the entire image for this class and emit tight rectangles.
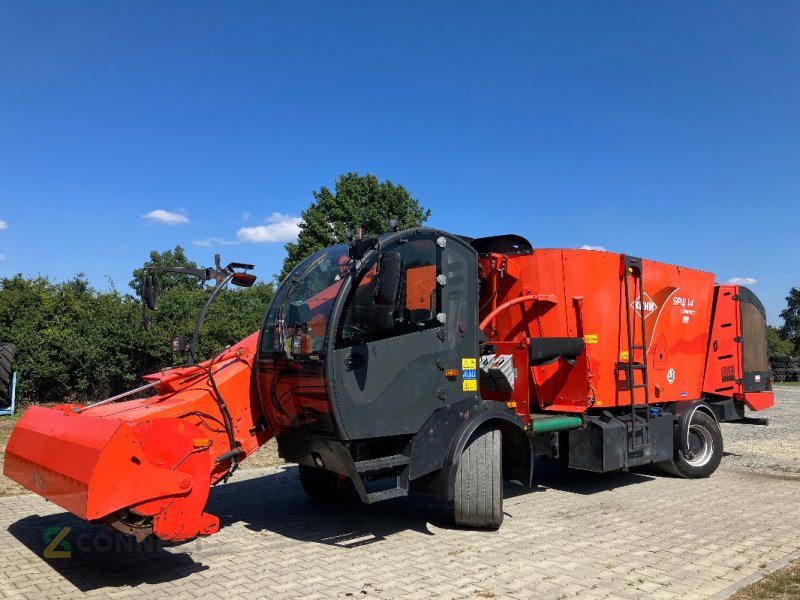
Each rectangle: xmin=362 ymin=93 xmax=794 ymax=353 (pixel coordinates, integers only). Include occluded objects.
xmin=2 ymin=231 xmax=775 ymax=544
xmin=3 ymin=333 xmax=272 ymax=541
xmin=478 ymin=249 xmax=773 ymax=421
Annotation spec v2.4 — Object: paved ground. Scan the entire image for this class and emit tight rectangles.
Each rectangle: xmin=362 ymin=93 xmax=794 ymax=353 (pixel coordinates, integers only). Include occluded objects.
xmin=0 ymin=388 xmax=798 ymax=599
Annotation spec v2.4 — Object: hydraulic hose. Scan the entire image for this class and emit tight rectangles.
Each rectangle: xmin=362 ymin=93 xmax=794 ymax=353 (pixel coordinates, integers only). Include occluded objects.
xmin=479 ymin=294 xmax=557 ymax=332
xmin=190 ymin=347 xmax=241 ymax=482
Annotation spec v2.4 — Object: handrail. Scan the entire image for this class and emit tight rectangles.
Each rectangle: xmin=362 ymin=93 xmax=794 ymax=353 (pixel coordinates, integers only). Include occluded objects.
xmin=479 ymin=293 xmax=557 ymax=332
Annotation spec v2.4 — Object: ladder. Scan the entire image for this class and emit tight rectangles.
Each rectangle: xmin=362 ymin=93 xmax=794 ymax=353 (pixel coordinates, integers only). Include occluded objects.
xmin=351 ymin=454 xmax=410 ymax=504
xmin=620 ymin=255 xmax=651 ymax=453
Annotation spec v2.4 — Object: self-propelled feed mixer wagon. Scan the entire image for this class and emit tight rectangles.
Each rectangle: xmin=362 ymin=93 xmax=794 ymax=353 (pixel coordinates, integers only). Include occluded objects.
xmin=4 ymin=229 xmax=774 ymax=541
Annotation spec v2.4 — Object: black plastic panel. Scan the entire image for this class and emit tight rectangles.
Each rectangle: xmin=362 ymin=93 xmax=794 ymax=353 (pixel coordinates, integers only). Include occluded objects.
xmin=328 ymin=230 xmax=480 ymax=440
xmin=469 ymin=234 xmax=533 ymax=255
xmin=568 ymin=412 xmax=674 ymax=472
xmin=529 ymin=337 xmax=585 ymax=366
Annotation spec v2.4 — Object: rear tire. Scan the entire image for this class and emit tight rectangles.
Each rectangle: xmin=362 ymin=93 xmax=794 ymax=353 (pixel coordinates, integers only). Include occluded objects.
xmin=298 ymin=465 xmax=354 ymax=502
xmin=659 ymin=411 xmax=723 ymax=478
xmin=0 ymin=343 xmax=16 ymax=409
xmin=454 ymin=427 xmax=503 ymax=529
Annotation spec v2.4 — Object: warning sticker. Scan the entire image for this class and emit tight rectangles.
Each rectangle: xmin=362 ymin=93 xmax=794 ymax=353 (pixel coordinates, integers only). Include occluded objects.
xmin=463 ymin=369 xmax=477 ymax=380
xmin=585 ymin=334 xmax=598 ymax=344
xmin=462 ymin=358 xmax=476 ymax=370
xmin=619 ymin=350 xmax=629 ymax=361
xmin=463 ymin=379 xmax=477 ymax=392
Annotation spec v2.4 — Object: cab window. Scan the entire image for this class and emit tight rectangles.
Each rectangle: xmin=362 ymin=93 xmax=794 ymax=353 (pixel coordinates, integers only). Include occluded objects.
xmin=336 ymin=237 xmax=439 ymax=348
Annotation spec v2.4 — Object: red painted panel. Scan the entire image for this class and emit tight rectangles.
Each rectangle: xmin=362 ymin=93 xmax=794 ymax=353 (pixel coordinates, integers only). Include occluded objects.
xmin=703 ymin=285 xmax=743 ymax=397
xmin=479 ymin=249 xmax=717 ymax=415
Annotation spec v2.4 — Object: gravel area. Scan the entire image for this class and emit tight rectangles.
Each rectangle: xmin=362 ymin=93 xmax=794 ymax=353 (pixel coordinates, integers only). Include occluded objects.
xmin=720 ymin=385 xmax=800 ymax=474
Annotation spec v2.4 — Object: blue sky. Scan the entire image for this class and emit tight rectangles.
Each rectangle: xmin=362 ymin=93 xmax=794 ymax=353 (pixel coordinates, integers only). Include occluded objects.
xmin=0 ymin=2 xmax=798 ymax=324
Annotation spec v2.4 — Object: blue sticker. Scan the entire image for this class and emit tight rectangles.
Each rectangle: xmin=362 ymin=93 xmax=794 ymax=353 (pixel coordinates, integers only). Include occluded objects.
xmin=463 ymin=369 xmax=477 ymax=380
xmin=680 ymin=391 xmax=688 ymax=397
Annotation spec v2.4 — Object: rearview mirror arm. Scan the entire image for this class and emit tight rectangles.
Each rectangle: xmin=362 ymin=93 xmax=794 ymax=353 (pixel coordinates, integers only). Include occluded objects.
xmin=187 ymin=271 xmax=235 ymax=365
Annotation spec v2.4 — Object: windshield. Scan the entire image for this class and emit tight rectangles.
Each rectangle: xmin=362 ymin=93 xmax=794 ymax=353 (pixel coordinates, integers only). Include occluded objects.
xmin=260 ymin=245 xmax=350 ymax=357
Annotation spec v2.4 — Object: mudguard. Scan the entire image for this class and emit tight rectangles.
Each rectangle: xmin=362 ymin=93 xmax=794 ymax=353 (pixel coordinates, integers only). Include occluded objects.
xmin=409 ymin=398 xmax=532 ymax=500
xmin=664 ymin=400 xmax=718 ymax=453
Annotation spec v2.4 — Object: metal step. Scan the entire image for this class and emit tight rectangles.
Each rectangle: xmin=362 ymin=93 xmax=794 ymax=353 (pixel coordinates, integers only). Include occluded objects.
xmin=617 ymin=363 xmax=647 ymax=371
xmin=365 ymin=486 xmax=407 ymax=503
xmin=354 ymin=454 xmax=410 ymax=475
xmin=351 ymin=454 xmax=411 ymax=504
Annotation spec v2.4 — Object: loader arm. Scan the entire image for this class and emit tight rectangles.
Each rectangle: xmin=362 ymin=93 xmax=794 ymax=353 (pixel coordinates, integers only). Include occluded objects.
xmin=3 ymin=332 xmax=273 ymax=542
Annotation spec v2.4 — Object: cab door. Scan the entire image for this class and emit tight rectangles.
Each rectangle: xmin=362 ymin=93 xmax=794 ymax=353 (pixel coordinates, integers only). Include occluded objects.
xmin=330 ymin=232 xmax=478 ymax=440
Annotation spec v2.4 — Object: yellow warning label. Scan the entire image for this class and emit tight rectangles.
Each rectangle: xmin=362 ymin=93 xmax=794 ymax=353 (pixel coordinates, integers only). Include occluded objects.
xmin=462 ymin=358 xmax=476 ymax=370
xmin=463 ymin=379 xmax=477 ymax=392
xmin=619 ymin=350 xmax=629 ymax=360
xmin=585 ymin=334 xmax=598 ymax=344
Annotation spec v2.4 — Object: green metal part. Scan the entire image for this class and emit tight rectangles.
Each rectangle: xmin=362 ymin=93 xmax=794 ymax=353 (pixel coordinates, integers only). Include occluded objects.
xmin=531 ymin=415 xmax=583 ymax=433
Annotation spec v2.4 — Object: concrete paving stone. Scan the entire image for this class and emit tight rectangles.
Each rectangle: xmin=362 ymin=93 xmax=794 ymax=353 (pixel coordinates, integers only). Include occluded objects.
xmin=2 ymin=407 xmax=800 ymax=600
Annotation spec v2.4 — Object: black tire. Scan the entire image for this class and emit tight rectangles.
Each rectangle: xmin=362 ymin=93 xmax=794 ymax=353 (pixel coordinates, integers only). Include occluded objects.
xmin=298 ymin=465 xmax=354 ymax=502
xmin=453 ymin=427 xmax=503 ymax=529
xmin=659 ymin=411 xmax=723 ymax=478
xmin=0 ymin=343 xmax=16 ymax=408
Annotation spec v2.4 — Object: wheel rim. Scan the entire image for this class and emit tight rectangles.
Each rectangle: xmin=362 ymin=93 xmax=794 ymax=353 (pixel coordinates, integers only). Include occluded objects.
xmin=681 ymin=424 xmax=714 ymax=467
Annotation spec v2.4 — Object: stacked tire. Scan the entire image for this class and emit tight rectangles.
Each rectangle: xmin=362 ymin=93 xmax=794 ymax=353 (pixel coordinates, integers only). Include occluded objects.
xmin=0 ymin=343 xmax=16 ymax=410
xmin=770 ymin=355 xmax=800 ymax=382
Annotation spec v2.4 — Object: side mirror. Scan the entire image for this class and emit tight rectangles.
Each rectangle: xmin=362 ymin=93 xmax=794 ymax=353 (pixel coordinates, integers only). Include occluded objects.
xmin=285 ymin=300 xmax=312 ymax=328
xmin=231 ymin=272 xmax=257 ymax=288
xmin=349 ymin=236 xmax=377 ymax=260
xmin=374 ymin=251 xmax=403 ymax=305
xmin=142 ymin=275 xmax=158 ymax=310
xmin=170 ymin=335 xmax=188 ymax=353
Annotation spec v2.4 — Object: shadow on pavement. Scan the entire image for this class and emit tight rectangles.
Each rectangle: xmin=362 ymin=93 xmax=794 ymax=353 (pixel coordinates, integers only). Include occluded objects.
xmin=533 ymin=458 xmax=657 ymax=494
xmin=207 ymin=466 xmax=449 ymax=546
xmin=6 ymin=459 xmax=657 ymax=590
xmin=7 ymin=512 xmax=208 ymax=592
xmin=204 ymin=461 xmax=656 ymax=546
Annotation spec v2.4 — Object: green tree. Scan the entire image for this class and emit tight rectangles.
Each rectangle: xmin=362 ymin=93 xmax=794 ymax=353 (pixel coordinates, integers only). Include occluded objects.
xmin=129 ymin=245 xmax=204 ymax=297
xmin=278 ymin=172 xmax=431 ymax=281
xmin=130 ymin=246 xmax=275 ymax=364
xmin=0 ymin=273 xmax=148 ymax=402
xmin=0 ymin=252 xmax=274 ymax=404
xmin=767 ymin=325 xmax=794 ymax=356
xmin=780 ymin=286 xmax=800 ymax=354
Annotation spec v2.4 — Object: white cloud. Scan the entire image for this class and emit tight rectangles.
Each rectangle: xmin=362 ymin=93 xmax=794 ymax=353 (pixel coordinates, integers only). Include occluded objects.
xmin=0 ymin=220 xmax=7 ymax=230
xmin=580 ymin=244 xmax=607 ymax=251
xmin=241 ymin=211 xmax=251 ymax=221
xmin=0 ymin=253 xmax=6 ymax=261
xmin=727 ymin=277 xmax=758 ymax=285
xmin=141 ymin=209 xmax=189 ymax=225
xmin=193 ymin=237 xmax=238 ymax=248
xmin=237 ymin=213 xmax=302 ymax=243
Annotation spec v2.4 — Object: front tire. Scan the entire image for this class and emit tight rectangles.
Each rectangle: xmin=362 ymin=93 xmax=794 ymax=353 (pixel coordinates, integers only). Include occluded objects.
xmin=660 ymin=411 xmax=723 ymax=478
xmin=454 ymin=427 xmax=503 ymax=529
xmin=298 ymin=465 xmax=354 ymax=502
